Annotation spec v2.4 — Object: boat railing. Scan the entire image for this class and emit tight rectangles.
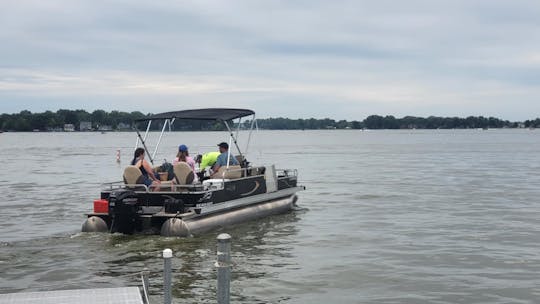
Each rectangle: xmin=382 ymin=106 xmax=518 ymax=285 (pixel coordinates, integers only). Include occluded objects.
xmin=101 ymin=166 xmax=296 ymax=193
xmin=101 ymin=181 xmax=204 ymax=193
xmin=276 ymin=168 xmax=298 ymax=179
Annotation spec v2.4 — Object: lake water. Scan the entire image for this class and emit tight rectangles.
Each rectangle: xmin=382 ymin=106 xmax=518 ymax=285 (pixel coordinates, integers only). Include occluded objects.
xmin=1 ymin=129 xmax=540 ymax=303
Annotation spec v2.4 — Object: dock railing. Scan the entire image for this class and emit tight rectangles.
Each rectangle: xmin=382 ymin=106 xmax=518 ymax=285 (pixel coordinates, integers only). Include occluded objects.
xmin=160 ymin=233 xmax=232 ymax=304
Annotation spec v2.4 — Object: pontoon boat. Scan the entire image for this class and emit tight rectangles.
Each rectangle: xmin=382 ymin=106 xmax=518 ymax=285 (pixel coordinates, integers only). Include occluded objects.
xmin=81 ymin=108 xmax=305 ymax=237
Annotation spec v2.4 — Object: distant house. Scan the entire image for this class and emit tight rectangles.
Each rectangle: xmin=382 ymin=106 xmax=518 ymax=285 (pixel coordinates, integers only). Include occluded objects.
xmin=63 ymin=124 xmax=75 ymax=132
xmin=98 ymin=125 xmax=113 ymax=131
xmin=80 ymin=121 xmax=92 ymax=131
xmin=117 ymin=122 xmax=131 ymax=130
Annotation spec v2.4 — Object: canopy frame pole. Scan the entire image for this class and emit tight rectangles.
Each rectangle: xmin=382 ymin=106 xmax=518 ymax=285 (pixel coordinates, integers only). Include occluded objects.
xmin=245 ymin=114 xmax=256 ymax=157
xmin=235 ymin=117 xmax=242 ymax=140
xmin=223 ymin=120 xmax=243 ymax=161
xmin=152 ymin=119 xmax=170 ymax=162
xmin=136 ymin=120 xmax=152 ymax=150
xmin=169 ymin=118 xmax=176 ymax=132
xmin=226 ymin=135 xmax=232 ymax=169
xmin=134 ymin=123 xmax=155 ymax=165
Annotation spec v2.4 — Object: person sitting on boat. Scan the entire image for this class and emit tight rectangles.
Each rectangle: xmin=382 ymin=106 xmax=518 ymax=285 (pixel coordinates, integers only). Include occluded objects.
xmin=173 ymin=144 xmax=196 ymax=171
xmin=131 ymin=148 xmax=161 ymax=189
xmin=211 ymin=142 xmax=239 ymax=176
xmin=195 ymin=151 xmax=220 ymax=171
xmin=173 ymin=144 xmax=198 ymax=182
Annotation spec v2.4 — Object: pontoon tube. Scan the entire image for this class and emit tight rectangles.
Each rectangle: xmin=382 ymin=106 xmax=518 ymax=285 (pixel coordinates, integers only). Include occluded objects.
xmin=81 ymin=216 xmax=108 ymax=233
xmin=161 ymin=195 xmax=297 ymax=237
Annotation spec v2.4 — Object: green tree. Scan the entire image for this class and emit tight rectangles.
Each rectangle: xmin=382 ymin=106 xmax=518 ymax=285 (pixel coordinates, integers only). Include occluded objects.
xmin=364 ymin=115 xmax=384 ymax=129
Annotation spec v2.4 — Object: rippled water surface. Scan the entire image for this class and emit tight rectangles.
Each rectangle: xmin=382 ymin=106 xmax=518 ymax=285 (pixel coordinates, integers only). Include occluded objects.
xmin=1 ymin=130 xmax=540 ymax=303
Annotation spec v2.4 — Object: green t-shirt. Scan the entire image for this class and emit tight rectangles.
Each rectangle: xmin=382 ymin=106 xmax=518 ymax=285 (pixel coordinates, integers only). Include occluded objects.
xmin=200 ymin=152 xmax=220 ymax=170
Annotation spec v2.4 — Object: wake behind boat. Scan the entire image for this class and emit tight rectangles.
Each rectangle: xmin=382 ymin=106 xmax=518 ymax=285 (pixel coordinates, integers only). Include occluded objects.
xmin=82 ymin=108 xmax=305 ymax=237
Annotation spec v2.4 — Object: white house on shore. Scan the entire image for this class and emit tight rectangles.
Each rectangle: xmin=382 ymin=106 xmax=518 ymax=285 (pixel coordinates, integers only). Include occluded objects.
xmin=117 ymin=122 xmax=131 ymax=130
xmin=80 ymin=121 xmax=92 ymax=131
xmin=98 ymin=125 xmax=112 ymax=131
xmin=63 ymin=124 xmax=75 ymax=132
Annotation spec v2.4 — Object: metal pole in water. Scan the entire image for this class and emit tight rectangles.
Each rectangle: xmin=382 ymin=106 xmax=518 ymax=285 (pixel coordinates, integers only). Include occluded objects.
xmin=163 ymin=248 xmax=173 ymax=304
xmin=216 ymin=233 xmax=231 ymax=304
xmin=142 ymin=268 xmax=150 ymax=292
xmin=141 ymin=268 xmax=150 ymax=304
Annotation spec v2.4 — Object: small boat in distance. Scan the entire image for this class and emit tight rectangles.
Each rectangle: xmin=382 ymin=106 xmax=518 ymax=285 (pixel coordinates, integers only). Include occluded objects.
xmin=82 ymin=108 xmax=305 ymax=237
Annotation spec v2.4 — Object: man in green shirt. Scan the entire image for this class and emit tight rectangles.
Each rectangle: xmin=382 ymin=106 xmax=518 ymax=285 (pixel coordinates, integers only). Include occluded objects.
xmin=195 ymin=151 xmax=220 ymax=171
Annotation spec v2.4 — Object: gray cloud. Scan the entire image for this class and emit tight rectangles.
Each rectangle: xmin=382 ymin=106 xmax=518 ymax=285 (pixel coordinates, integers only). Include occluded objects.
xmin=1 ymin=0 xmax=540 ymax=120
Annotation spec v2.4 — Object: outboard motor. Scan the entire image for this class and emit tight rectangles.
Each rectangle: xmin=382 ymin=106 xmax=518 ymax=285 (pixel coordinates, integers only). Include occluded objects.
xmin=108 ymin=189 xmax=140 ymax=234
xmin=163 ymin=196 xmax=184 ymax=214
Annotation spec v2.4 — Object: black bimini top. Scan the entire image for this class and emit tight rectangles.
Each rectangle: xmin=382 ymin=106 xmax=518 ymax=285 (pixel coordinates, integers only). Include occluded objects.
xmin=137 ymin=108 xmax=255 ymax=122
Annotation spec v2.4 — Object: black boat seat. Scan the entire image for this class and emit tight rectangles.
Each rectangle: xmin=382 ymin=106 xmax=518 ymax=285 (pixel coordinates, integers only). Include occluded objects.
xmin=173 ymin=163 xmax=194 ymax=185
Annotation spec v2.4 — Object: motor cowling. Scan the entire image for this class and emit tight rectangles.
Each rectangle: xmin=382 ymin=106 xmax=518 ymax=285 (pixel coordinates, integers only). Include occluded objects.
xmin=164 ymin=197 xmax=184 ymax=213
xmin=108 ymin=189 xmax=139 ymax=234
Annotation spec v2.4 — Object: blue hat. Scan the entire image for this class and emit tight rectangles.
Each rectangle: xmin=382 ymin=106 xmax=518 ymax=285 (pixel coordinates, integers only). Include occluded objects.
xmin=178 ymin=144 xmax=188 ymax=152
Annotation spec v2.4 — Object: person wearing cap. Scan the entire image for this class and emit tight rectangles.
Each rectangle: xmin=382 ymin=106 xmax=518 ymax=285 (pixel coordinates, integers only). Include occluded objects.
xmin=195 ymin=151 xmax=220 ymax=171
xmin=173 ymin=144 xmax=196 ymax=171
xmin=212 ymin=142 xmax=239 ymax=173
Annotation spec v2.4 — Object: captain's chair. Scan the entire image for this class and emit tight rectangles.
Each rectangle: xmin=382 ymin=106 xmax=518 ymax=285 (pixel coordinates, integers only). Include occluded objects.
xmin=173 ymin=163 xmax=194 ymax=185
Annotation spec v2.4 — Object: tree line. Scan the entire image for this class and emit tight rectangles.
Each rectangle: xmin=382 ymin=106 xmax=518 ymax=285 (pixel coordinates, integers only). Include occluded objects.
xmin=248 ymin=115 xmax=540 ymax=129
xmin=1 ymin=110 xmax=539 ymax=131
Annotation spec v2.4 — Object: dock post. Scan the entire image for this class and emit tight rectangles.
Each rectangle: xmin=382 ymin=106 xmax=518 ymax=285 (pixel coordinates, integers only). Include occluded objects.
xmin=142 ymin=268 xmax=150 ymax=304
xmin=216 ymin=233 xmax=231 ymax=304
xmin=163 ymin=248 xmax=173 ymax=304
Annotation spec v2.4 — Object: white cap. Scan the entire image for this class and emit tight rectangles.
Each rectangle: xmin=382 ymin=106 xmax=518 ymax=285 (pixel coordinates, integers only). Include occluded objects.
xmin=163 ymin=248 xmax=173 ymax=258
xmin=217 ymin=233 xmax=231 ymax=241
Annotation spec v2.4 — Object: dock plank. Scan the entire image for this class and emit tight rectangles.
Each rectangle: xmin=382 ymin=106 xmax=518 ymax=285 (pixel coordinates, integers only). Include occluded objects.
xmin=0 ymin=287 xmax=143 ymax=304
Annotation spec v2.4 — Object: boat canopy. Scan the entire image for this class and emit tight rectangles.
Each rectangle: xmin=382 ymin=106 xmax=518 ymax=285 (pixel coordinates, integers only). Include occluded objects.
xmin=136 ymin=108 xmax=255 ymax=122
xmin=134 ymin=108 xmax=257 ymax=165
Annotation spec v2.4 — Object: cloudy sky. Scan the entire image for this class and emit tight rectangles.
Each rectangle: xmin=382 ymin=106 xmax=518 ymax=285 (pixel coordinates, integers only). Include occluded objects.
xmin=1 ymin=0 xmax=539 ymax=120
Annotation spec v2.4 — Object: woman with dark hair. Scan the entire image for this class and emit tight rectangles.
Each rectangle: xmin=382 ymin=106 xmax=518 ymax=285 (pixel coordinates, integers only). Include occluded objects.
xmin=131 ymin=148 xmax=161 ymax=188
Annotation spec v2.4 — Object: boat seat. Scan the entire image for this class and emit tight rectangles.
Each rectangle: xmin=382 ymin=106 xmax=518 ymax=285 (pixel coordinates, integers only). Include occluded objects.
xmin=213 ymin=165 xmax=242 ymax=179
xmin=235 ymin=155 xmax=250 ymax=172
xmin=173 ymin=162 xmax=194 ymax=185
xmin=123 ymin=165 xmax=146 ymax=190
